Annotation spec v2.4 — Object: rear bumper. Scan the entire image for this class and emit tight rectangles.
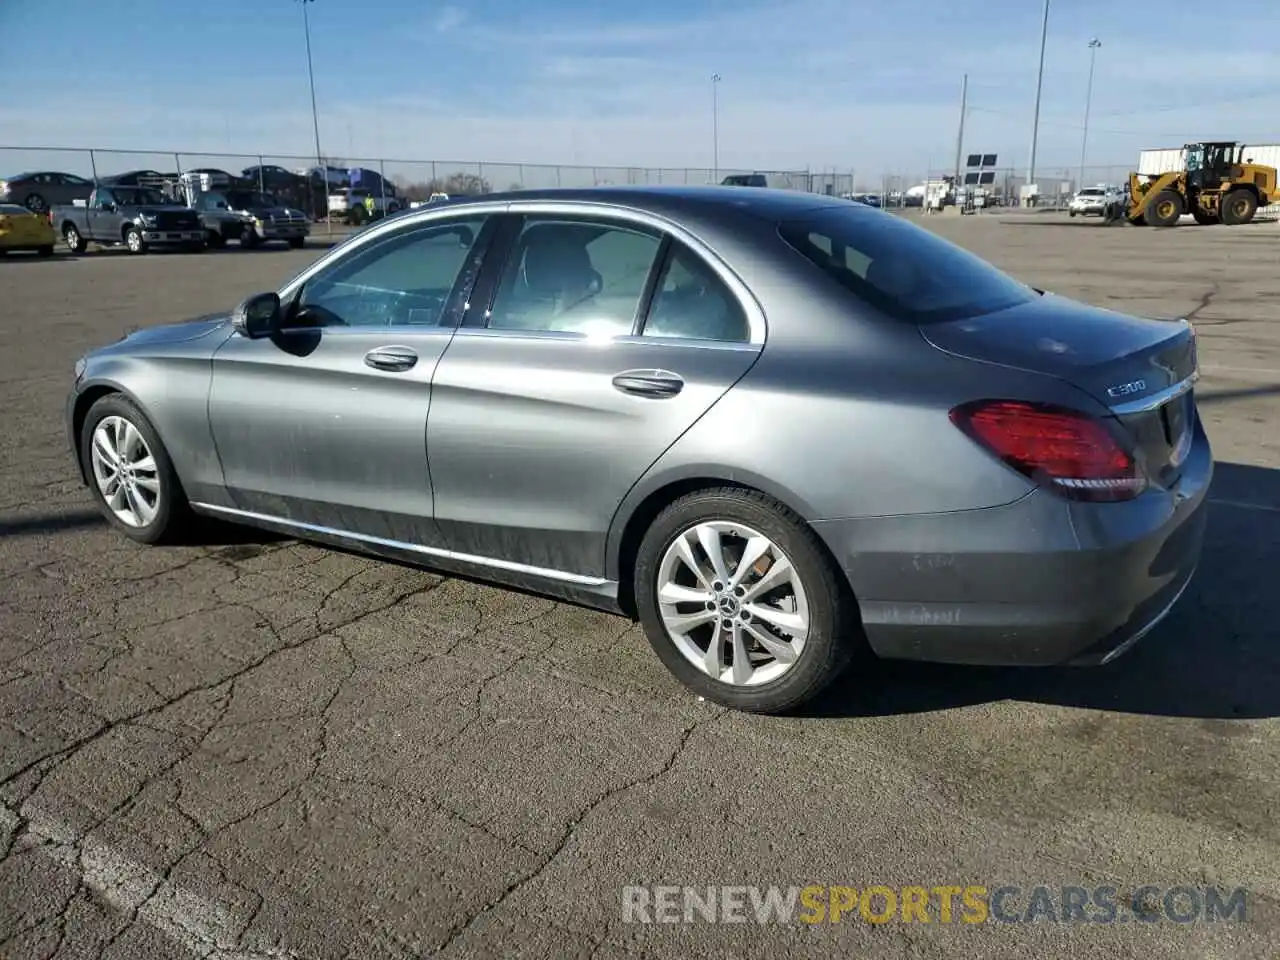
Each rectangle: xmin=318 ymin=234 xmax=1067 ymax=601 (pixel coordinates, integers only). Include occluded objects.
xmin=811 ymin=423 xmax=1213 ymax=666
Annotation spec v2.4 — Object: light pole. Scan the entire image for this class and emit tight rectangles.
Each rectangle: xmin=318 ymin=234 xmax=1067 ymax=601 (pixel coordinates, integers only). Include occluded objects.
xmin=299 ymin=0 xmax=324 ymax=180
xmin=1078 ymin=38 xmax=1102 ymax=189
xmin=711 ymin=73 xmax=721 ymax=183
xmin=1026 ymin=0 xmax=1050 ymax=203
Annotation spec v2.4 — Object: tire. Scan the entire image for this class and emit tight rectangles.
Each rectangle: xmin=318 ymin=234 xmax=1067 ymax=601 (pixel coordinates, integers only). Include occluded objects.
xmin=79 ymin=394 xmax=192 ymax=545
xmin=634 ymin=487 xmax=862 ymax=714
xmin=240 ymin=226 xmax=261 ymax=249
xmin=206 ymin=229 xmax=227 ymax=249
xmin=37 ymin=245 xmax=54 ymax=257
xmin=1068 ymin=210 xmax=1076 ymax=218
xmin=124 ymin=227 xmax=147 ymax=254
xmin=1220 ymin=189 xmax=1258 ymax=226
xmin=1143 ymin=189 xmax=1183 ymax=227
xmin=63 ymin=224 xmax=88 ymax=253
xmin=23 ymin=193 xmax=47 ymax=214
xmin=1191 ymin=207 xmax=1218 ymax=226
xmin=288 ymin=236 xmax=306 ymax=249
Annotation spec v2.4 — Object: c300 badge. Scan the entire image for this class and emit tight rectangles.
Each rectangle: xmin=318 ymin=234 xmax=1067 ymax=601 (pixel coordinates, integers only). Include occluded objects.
xmin=1106 ymin=379 xmax=1147 ymax=398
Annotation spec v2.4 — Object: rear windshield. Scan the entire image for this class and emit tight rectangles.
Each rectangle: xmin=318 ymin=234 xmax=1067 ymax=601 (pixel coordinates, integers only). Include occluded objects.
xmin=777 ymin=208 xmax=1035 ymax=324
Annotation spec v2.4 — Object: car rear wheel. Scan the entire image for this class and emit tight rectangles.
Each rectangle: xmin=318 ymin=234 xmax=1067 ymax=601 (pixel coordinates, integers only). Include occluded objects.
xmin=63 ymin=224 xmax=87 ymax=253
xmin=288 ymin=236 xmax=306 ymax=249
xmin=634 ymin=488 xmax=861 ymax=714
xmin=37 ymin=245 xmax=53 ymax=257
xmin=23 ymin=193 xmax=47 ymax=214
xmin=80 ymin=395 xmax=191 ymax=544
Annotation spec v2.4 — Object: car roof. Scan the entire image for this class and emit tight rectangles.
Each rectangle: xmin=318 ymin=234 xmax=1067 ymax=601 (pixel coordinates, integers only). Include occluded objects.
xmin=430 ymin=185 xmax=854 ymax=223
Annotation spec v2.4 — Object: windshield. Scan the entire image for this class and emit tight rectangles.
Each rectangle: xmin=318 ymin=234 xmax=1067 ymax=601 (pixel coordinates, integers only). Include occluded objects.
xmin=111 ymin=187 xmax=171 ymax=206
xmin=1078 ymin=188 xmax=1104 ymax=196
xmin=224 ymin=191 xmax=277 ymax=208
xmin=777 ymin=207 xmax=1035 ymax=325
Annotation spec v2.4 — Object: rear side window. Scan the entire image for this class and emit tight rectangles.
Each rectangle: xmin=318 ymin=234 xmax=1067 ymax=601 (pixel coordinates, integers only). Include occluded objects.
xmin=777 ymin=209 xmax=1034 ymax=324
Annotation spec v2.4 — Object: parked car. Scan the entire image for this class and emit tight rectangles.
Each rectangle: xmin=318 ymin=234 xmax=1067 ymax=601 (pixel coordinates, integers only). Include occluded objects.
xmin=101 ymin=169 xmax=172 ymax=187
xmin=328 ymin=187 xmax=404 ymax=224
xmin=1069 ymin=185 xmax=1121 ymax=218
xmin=0 ymin=202 xmax=56 ymax=256
xmin=55 ymin=185 xmax=204 ymax=254
xmin=192 ymin=188 xmax=309 ymax=248
xmin=66 ymin=186 xmax=1209 ymax=713
xmin=0 ymin=171 xmax=94 ymax=213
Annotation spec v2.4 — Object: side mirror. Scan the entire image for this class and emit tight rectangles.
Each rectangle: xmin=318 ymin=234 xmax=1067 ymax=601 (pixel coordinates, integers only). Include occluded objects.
xmin=99 ymin=202 xmax=114 ymax=211
xmin=232 ymin=292 xmax=280 ymax=339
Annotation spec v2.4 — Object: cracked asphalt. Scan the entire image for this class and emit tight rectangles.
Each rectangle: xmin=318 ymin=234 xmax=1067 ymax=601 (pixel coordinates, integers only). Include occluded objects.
xmin=1 ymin=215 xmax=1277 ymax=959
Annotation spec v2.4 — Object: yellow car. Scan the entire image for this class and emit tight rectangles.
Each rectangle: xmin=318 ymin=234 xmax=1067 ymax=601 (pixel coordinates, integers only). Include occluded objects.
xmin=0 ymin=202 xmax=56 ymax=257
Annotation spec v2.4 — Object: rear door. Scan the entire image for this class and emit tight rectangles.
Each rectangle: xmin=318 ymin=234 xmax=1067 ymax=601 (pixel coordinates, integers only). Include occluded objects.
xmin=425 ymin=208 xmax=764 ymax=579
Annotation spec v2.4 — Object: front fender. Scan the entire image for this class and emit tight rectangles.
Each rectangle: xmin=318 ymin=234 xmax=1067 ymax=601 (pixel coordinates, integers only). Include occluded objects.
xmin=67 ymin=353 xmax=232 ymax=508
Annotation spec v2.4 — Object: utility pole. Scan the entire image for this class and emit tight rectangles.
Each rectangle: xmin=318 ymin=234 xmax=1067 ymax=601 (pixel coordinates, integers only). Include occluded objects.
xmin=1026 ymin=0 xmax=1051 ymax=200
xmin=300 ymin=0 xmax=324 ymax=175
xmin=1078 ymin=38 xmax=1102 ymax=189
xmin=953 ymin=73 xmax=968 ymax=186
xmin=711 ymin=73 xmax=721 ymax=183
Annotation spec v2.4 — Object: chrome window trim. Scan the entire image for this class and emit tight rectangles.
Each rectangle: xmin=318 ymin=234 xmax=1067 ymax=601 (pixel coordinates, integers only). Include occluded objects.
xmin=276 ymin=203 xmax=510 ymax=302
xmin=190 ymin=502 xmax=611 ymax=587
xmin=1109 ymin=371 xmax=1199 ymax=416
xmin=275 ymin=198 xmax=767 ymax=347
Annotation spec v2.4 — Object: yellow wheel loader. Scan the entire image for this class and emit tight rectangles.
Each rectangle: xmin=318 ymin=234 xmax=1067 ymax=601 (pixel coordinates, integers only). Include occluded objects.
xmin=1126 ymin=141 xmax=1280 ymax=227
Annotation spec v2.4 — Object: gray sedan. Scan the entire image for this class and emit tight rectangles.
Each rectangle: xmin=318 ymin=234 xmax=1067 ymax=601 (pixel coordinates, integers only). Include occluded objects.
xmin=66 ymin=187 xmax=1211 ymax=713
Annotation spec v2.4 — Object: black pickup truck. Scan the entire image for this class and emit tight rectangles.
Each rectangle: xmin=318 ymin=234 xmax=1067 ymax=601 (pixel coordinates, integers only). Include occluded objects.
xmin=55 ymin=186 xmax=205 ymax=254
xmin=191 ymin=188 xmax=310 ymax=248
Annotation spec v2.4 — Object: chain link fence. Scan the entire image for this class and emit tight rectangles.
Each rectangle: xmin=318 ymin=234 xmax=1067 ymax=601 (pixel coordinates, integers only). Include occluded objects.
xmin=1 ymin=146 xmax=871 ymax=221
xmin=923 ymin=164 xmax=1138 ymax=210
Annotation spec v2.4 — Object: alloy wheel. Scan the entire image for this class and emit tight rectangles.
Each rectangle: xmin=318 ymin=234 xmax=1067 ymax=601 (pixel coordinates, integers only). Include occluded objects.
xmin=656 ymin=521 xmax=811 ymax=686
xmin=89 ymin=415 xmax=161 ymax=528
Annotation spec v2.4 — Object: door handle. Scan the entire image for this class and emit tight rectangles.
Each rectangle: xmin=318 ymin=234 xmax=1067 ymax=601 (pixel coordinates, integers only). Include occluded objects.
xmin=364 ymin=345 xmax=418 ymax=372
xmin=611 ymin=369 xmax=685 ymax=398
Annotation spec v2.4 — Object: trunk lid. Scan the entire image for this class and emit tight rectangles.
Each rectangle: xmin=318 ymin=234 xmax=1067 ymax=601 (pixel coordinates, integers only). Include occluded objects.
xmin=922 ymin=293 xmax=1199 ymax=488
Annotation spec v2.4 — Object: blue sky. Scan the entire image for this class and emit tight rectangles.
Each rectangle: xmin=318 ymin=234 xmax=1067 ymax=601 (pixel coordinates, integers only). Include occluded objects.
xmin=3 ymin=0 xmax=1278 ymax=185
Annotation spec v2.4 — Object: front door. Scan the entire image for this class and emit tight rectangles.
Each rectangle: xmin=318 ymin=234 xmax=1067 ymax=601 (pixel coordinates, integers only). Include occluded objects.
xmin=206 ymin=214 xmax=493 ymax=545
xmin=427 ymin=212 xmax=763 ymax=578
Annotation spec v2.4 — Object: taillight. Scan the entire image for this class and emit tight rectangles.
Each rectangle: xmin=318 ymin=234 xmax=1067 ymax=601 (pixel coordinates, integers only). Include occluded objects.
xmin=950 ymin=399 xmax=1146 ymax=502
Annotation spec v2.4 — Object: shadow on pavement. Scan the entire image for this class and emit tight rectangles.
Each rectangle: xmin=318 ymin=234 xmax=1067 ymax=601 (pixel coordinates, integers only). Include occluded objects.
xmin=0 ymin=508 xmax=104 ymax=536
xmin=808 ymin=460 xmax=1280 ymax=721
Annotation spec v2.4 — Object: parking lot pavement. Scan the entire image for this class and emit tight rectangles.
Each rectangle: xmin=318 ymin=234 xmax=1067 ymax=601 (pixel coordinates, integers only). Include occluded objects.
xmin=0 ymin=218 xmax=1277 ymax=960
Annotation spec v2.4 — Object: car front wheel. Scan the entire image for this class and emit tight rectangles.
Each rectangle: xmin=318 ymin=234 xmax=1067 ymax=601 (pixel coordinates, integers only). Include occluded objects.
xmin=80 ymin=394 xmax=191 ymax=544
xmin=634 ymin=488 xmax=861 ymax=714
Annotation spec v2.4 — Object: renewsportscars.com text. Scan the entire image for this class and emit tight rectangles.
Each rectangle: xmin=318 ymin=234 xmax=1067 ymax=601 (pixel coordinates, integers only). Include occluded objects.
xmin=622 ymin=884 xmax=1248 ymax=925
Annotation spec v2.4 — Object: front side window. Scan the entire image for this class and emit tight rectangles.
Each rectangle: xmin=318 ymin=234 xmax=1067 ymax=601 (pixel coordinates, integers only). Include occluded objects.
xmin=642 ymin=245 xmax=750 ymax=343
xmin=487 ymin=218 xmax=662 ymax=336
xmin=288 ymin=217 xmax=486 ymax=328
xmin=778 ymin=207 xmax=1035 ymax=324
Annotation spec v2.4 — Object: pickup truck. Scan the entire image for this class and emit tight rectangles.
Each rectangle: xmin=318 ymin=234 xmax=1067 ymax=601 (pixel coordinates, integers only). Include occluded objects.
xmin=55 ymin=186 xmax=205 ymax=254
xmin=191 ymin=188 xmax=310 ymax=248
